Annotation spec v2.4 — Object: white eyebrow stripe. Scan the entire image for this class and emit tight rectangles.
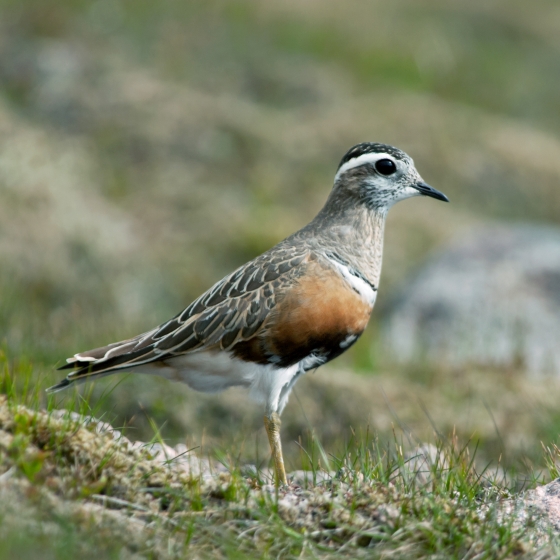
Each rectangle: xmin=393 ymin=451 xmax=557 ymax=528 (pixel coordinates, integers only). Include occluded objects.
xmin=334 ymin=152 xmax=397 ymax=183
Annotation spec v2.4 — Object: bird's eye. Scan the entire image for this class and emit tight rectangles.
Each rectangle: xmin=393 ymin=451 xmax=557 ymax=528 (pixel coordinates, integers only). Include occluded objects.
xmin=375 ymin=159 xmax=396 ymax=176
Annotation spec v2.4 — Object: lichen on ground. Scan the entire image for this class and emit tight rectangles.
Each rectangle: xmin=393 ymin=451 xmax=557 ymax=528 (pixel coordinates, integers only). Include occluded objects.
xmin=1 ymin=394 xmax=559 ymax=559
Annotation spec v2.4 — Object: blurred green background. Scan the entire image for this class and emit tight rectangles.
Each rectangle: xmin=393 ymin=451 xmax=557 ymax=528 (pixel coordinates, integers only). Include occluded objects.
xmin=1 ymin=0 xmax=560 ymax=476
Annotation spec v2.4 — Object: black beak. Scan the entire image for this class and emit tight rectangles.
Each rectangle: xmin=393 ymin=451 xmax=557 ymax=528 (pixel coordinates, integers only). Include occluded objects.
xmin=413 ymin=181 xmax=449 ymax=202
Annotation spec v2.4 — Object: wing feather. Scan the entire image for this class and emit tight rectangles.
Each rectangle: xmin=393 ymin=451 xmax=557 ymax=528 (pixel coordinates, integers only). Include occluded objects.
xmin=49 ymin=244 xmax=309 ymax=391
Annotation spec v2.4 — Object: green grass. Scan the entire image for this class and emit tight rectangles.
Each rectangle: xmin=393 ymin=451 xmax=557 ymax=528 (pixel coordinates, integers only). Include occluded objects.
xmin=0 ymin=351 xmax=558 ymax=559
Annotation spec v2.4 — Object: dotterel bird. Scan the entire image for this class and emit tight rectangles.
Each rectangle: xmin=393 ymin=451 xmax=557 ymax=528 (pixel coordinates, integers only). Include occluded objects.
xmin=49 ymin=142 xmax=448 ymax=485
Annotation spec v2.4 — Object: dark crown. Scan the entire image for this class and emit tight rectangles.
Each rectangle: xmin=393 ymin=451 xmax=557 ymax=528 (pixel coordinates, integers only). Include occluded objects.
xmin=337 ymin=142 xmax=407 ymax=171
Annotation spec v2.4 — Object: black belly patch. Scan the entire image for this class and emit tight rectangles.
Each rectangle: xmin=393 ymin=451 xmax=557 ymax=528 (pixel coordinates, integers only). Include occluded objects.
xmin=277 ymin=331 xmax=362 ymax=371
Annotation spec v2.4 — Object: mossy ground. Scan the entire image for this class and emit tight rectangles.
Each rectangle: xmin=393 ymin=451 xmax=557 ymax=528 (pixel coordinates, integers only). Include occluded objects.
xmin=2 ymin=354 xmax=560 ymax=559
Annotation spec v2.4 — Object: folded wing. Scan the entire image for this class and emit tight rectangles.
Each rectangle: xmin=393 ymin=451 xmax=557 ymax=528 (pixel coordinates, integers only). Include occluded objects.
xmin=48 ymin=245 xmax=308 ymax=392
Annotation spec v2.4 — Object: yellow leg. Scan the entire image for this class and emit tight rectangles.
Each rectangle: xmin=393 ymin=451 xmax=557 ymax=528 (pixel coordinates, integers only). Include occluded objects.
xmin=264 ymin=412 xmax=288 ymax=486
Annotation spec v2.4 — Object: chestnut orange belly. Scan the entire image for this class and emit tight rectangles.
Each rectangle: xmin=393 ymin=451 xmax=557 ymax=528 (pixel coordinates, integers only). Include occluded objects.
xmin=232 ymin=260 xmax=373 ymax=368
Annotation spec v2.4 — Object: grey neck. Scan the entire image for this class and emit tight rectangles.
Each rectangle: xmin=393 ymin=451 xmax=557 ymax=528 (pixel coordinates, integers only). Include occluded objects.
xmin=303 ymin=197 xmax=388 ymax=288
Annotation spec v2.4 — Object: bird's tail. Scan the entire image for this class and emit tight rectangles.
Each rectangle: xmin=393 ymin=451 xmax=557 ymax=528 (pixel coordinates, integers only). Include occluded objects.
xmin=47 ymin=329 xmax=161 ymax=393
xmin=46 ymin=365 xmax=131 ymax=393
xmin=47 ymin=377 xmax=73 ymax=393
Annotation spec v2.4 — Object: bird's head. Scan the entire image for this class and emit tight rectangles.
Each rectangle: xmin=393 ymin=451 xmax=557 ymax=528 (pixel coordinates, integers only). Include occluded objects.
xmin=333 ymin=142 xmax=449 ymax=212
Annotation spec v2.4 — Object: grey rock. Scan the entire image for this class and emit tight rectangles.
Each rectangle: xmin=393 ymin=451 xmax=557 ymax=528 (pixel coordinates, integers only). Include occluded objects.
xmin=383 ymin=225 xmax=560 ymax=376
xmin=488 ymin=478 xmax=560 ymax=547
xmin=517 ymin=479 xmax=560 ymax=534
